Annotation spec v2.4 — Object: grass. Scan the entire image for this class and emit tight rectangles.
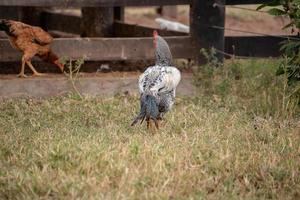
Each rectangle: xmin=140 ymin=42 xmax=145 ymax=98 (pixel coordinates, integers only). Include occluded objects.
xmin=0 ymin=59 xmax=299 ymax=199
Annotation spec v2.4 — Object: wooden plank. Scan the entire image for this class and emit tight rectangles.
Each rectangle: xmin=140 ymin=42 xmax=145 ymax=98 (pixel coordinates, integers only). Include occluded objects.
xmin=41 ymin=11 xmax=82 ymax=34
xmin=21 ymin=7 xmax=43 ymax=27
xmin=0 ymin=0 xmax=274 ymax=7
xmin=225 ymin=36 xmax=289 ymax=57
xmin=0 ymin=6 xmax=23 ymax=20
xmin=0 ymin=74 xmax=197 ymax=99
xmin=34 ymin=12 xmax=187 ymax=36
xmin=81 ymin=7 xmax=114 ymax=37
xmin=0 ymin=0 xmax=273 ymax=7
xmin=114 ymin=21 xmax=187 ymax=37
xmin=0 ymin=36 xmax=193 ymax=62
xmin=114 ymin=7 xmax=125 ymax=21
xmin=0 ymin=0 xmax=191 ymax=7
xmin=190 ymin=0 xmax=225 ymax=63
xmin=0 ymin=35 xmax=292 ymax=63
xmin=226 ymin=0 xmax=273 ymax=5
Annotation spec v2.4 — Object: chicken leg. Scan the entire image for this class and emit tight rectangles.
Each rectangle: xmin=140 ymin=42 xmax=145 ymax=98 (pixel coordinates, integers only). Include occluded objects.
xmin=17 ymin=60 xmax=27 ymax=78
xmin=147 ymin=120 xmax=158 ymax=135
xmin=26 ymin=61 xmax=43 ymax=76
xmin=157 ymin=118 xmax=166 ymax=129
xmin=18 ymin=53 xmax=43 ymax=77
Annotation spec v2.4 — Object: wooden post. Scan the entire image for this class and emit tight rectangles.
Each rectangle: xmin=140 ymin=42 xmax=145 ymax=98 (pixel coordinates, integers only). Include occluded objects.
xmin=0 ymin=6 xmax=45 ymax=28
xmin=21 ymin=7 xmax=43 ymax=26
xmin=81 ymin=7 xmax=114 ymax=37
xmin=114 ymin=7 xmax=124 ymax=21
xmin=190 ymin=0 xmax=225 ymax=63
xmin=0 ymin=6 xmax=23 ymax=20
xmin=40 ymin=11 xmax=82 ymax=34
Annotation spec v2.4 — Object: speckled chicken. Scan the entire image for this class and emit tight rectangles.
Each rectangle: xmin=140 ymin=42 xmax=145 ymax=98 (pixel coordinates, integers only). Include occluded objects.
xmin=0 ymin=19 xmax=64 ymax=77
xmin=131 ymin=31 xmax=181 ymax=129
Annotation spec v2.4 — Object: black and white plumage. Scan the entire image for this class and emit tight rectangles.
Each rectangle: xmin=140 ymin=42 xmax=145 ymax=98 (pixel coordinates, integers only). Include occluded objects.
xmin=131 ymin=31 xmax=181 ymax=129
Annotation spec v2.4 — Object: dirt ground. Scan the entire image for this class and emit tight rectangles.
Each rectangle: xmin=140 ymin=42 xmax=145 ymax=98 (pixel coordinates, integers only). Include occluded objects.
xmin=0 ymin=72 xmax=196 ymax=98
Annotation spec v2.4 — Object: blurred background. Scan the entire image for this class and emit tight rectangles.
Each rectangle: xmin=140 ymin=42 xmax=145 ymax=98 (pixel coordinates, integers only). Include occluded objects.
xmin=0 ymin=3 xmax=296 ymax=74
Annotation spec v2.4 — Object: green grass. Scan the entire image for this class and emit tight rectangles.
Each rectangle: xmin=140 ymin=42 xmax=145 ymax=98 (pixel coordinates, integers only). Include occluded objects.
xmin=0 ymin=59 xmax=299 ymax=199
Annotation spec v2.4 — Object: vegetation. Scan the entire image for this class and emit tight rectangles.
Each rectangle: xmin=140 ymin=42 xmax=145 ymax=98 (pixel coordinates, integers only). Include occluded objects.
xmin=61 ymin=57 xmax=85 ymax=99
xmin=0 ymin=59 xmax=299 ymax=199
xmin=257 ymin=0 xmax=300 ymax=86
xmin=197 ymin=49 xmax=299 ymax=118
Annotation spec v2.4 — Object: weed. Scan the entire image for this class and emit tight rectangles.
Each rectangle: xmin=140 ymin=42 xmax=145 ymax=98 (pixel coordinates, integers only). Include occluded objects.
xmin=60 ymin=57 xmax=85 ymax=99
xmin=194 ymin=50 xmax=299 ymax=119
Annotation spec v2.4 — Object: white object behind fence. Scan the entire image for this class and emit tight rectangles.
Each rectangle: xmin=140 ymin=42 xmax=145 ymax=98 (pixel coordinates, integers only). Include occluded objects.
xmin=155 ymin=18 xmax=189 ymax=33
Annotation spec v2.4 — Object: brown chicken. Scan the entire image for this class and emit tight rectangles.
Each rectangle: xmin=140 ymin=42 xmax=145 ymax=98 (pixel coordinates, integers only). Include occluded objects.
xmin=0 ymin=19 xmax=64 ymax=77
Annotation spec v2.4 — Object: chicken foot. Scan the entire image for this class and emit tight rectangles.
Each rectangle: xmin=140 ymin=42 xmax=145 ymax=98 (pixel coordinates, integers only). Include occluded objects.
xmin=18 ymin=55 xmax=43 ymax=77
xmin=147 ymin=120 xmax=159 ymax=135
xmin=17 ymin=60 xmax=27 ymax=78
xmin=26 ymin=61 xmax=44 ymax=76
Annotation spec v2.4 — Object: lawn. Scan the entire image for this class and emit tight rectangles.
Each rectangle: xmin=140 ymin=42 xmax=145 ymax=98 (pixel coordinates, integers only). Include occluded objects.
xmin=0 ymin=59 xmax=299 ymax=199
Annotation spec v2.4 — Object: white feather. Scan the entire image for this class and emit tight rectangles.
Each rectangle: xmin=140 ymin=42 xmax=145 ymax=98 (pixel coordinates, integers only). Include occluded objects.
xmin=138 ymin=65 xmax=181 ymax=96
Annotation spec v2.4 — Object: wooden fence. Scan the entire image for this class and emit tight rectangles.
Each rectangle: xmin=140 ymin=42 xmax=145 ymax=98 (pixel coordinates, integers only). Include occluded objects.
xmin=0 ymin=0 xmax=290 ymax=64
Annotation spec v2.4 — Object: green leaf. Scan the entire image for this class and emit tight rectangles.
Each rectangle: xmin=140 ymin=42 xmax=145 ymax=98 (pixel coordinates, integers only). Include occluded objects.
xmin=267 ymin=8 xmax=286 ymax=16
xmin=257 ymin=0 xmax=284 ymax=10
xmin=292 ymin=0 xmax=300 ymax=5
xmin=266 ymin=0 xmax=283 ymax=6
xmin=280 ymin=41 xmax=300 ymax=55
xmin=256 ymin=4 xmax=267 ymax=10
xmin=276 ymin=65 xmax=285 ymax=76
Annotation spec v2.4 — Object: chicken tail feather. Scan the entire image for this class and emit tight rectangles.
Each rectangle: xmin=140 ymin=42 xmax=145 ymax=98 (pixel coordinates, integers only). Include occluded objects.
xmin=131 ymin=94 xmax=159 ymax=128
xmin=0 ymin=19 xmax=11 ymax=35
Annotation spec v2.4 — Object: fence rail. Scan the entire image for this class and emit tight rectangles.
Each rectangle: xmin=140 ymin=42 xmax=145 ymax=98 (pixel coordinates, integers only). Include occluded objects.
xmin=0 ymin=0 xmax=273 ymax=7
xmin=226 ymin=0 xmax=272 ymax=5
xmin=0 ymin=37 xmax=193 ymax=62
xmin=0 ymin=35 xmax=290 ymax=62
xmin=0 ymin=0 xmax=190 ymax=7
xmin=0 ymin=0 xmax=292 ymax=64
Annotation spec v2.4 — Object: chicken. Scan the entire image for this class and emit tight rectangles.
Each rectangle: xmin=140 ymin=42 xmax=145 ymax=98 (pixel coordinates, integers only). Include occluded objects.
xmin=131 ymin=31 xmax=181 ymax=130
xmin=0 ymin=19 xmax=64 ymax=77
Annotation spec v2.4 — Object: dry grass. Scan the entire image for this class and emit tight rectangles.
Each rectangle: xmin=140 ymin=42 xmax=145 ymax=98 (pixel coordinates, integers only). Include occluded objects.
xmin=0 ymin=59 xmax=299 ymax=199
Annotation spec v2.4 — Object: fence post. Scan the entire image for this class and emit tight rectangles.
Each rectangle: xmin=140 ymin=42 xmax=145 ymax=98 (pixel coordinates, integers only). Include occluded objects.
xmin=21 ymin=7 xmax=43 ymax=26
xmin=190 ymin=0 xmax=225 ymax=64
xmin=81 ymin=7 xmax=114 ymax=37
xmin=0 ymin=7 xmax=23 ymax=21
xmin=0 ymin=7 xmax=43 ymax=27
xmin=114 ymin=7 xmax=125 ymax=21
